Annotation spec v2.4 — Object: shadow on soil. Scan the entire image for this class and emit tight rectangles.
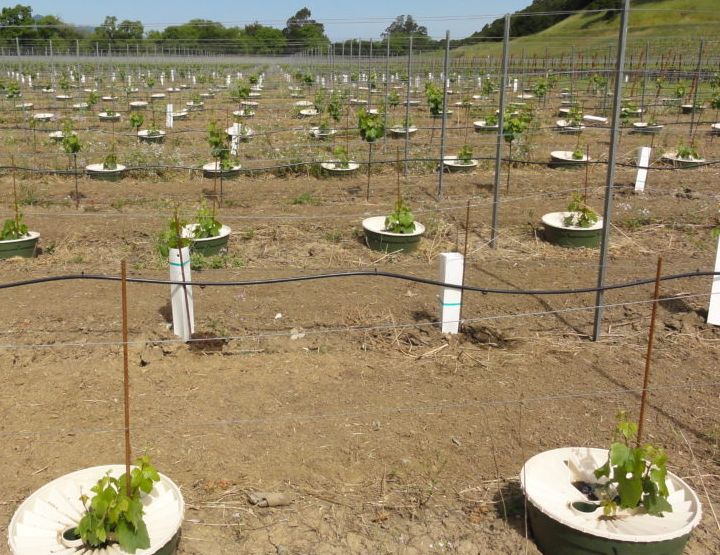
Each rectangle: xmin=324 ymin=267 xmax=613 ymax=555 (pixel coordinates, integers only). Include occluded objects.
xmin=493 ymin=480 xmax=533 ymax=540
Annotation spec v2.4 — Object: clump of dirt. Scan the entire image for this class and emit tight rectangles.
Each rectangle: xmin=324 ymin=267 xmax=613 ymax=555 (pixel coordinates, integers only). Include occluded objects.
xmin=461 ymin=324 xmax=514 ymax=348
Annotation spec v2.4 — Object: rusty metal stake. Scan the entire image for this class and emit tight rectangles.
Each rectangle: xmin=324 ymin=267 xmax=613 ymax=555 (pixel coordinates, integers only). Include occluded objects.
xmin=121 ymin=260 xmax=132 ymax=491
xmin=636 ymin=256 xmax=663 ymax=447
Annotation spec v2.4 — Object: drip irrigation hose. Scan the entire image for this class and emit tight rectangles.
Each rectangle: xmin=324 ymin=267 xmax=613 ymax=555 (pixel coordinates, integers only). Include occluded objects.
xmin=0 ymin=268 xmax=717 ymax=295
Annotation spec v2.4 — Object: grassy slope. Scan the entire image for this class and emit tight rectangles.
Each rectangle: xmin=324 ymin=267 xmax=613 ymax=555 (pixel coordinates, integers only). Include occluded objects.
xmin=455 ymin=0 xmax=720 ymax=58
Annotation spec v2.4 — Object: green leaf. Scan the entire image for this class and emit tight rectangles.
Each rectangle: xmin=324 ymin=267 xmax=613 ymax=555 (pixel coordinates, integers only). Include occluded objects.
xmin=126 ymin=497 xmax=145 ymax=527
xmin=76 ymin=455 xmax=161 ymax=549
xmin=645 ymin=493 xmax=673 ymax=516
xmin=594 ymin=459 xmax=610 ymax=480
xmin=117 ymin=519 xmax=139 ymax=553
xmin=609 ymin=442 xmax=631 ymax=468
xmin=650 ymin=466 xmax=669 ymax=497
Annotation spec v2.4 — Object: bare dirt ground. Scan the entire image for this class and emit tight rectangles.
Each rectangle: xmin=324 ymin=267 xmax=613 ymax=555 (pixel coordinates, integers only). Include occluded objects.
xmin=1 ymin=74 xmax=719 ymax=554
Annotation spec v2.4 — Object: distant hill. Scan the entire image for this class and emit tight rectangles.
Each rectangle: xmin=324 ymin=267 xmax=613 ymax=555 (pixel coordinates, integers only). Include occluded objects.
xmin=454 ymin=0 xmax=720 ymax=56
xmin=453 ymin=0 xmax=620 ymax=45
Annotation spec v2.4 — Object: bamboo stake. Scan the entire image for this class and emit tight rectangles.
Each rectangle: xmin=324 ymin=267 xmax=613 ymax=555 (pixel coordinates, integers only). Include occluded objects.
xmin=121 ymin=260 xmax=131 ymax=491
xmin=636 ymin=256 xmax=663 ymax=447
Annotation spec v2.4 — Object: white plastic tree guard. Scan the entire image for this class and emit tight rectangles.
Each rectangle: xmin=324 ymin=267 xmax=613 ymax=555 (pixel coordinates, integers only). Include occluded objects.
xmin=8 ymin=465 xmax=184 ymax=555
xmin=165 ymin=104 xmax=173 ymax=129
xmin=708 ymin=235 xmax=720 ymax=326
xmin=169 ymin=247 xmax=194 ymax=341
xmin=439 ymin=253 xmax=464 ymax=334
xmin=635 ymin=146 xmax=651 ymax=193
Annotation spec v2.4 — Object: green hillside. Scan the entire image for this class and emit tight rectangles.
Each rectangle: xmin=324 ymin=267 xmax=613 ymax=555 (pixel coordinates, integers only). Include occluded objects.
xmin=455 ymin=0 xmax=720 ymax=58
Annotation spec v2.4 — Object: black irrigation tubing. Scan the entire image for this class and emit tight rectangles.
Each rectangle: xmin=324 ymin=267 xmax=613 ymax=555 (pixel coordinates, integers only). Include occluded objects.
xmin=3 ymin=122 xmax=720 ymax=144
xmin=1 ymin=155 xmax=719 ymax=176
xmin=0 ymin=269 xmax=718 ymax=296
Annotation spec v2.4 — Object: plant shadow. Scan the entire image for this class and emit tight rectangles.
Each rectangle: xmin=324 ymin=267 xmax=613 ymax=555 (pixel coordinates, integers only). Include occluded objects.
xmin=493 ymin=480 xmax=532 ymax=539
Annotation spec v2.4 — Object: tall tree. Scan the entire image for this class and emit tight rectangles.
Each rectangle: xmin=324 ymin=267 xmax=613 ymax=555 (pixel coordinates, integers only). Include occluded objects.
xmin=244 ymin=22 xmax=286 ymax=54
xmin=381 ymin=14 xmax=434 ymax=55
xmin=0 ymin=4 xmax=36 ymax=40
xmin=117 ymin=20 xmax=144 ymax=41
xmin=383 ymin=15 xmax=428 ymax=37
xmin=283 ymin=7 xmax=329 ymax=53
xmin=94 ymin=15 xmax=118 ymax=42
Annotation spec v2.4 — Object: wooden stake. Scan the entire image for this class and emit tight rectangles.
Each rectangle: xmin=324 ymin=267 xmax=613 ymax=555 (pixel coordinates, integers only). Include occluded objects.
xmin=636 ymin=256 xmax=663 ymax=447
xmin=121 ymin=260 xmax=132 ymax=491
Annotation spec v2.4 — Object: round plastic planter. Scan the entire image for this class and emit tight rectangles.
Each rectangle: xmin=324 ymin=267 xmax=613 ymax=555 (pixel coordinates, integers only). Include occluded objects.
xmin=550 ymin=151 xmax=589 ymax=168
xmin=299 ymin=108 xmax=319 ymax=118
xmin=520 ymin=447 xmax=702 ymax=555
xmin=362 ymin=216 xmax=425 ymax=254
xmin=388 ymin=126 xmax=417 ymax=137
xmin=99 ymin=112 xmax=121 ymax=122
xmin=622 ymin=107 xmax=643 ymax=118
xmin=320 ymin=161 xmax=360 ymax=175
xmin=33 ymin=112 xmax=54 ymax=122
xmin=129 ymin=101 xmax=148 ymax=110
xmin=681 ymin=104 xmax=703 ymax=115
xmin=661 ymin=153 xmax=705 ymax=169
xmin=8 ymin=464 xmax=184 ymax=555
xmin=556 ymin=120 xmax=585 ymax=135
xmin=182 ymin=224 xmax=231 ymax=256
xmin=542 ymin=212 xmax=603 ymax=248
xmin=632 ymin=122 xmax=664 ymax=134
xmin=138 ymin=130 xmax=166 ymax=144
xmin=711 ymin=123 xmax=720 ymax=135
xmin=474 ymin=120 xmax=499 ymax=133
xmin=48 ymin=131 xmax=73 ymax=142
xmin=226 ymin=125 xmax=254 ymax=142
xmin=202 ymin=161 xmax=242 ymax=178
xmin=661 ymin=97 xmax=682 ymax=107
xmin=86 ymin=163 xmax=127 ymax=181
xmin=0 ymin=231 xmax=40 ymax=259
xmin=186 ymin=102 xmax=204 ymax=111
xmin=232 ymin=109 xmax=255 ymax=119
xmin=309 ymin=127 xmax=336 ymax=139
xmin=442 ymin=156 xmax=478 ymax=173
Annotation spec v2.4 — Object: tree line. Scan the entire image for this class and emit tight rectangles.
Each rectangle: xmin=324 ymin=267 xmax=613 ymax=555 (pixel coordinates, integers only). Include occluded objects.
xmin=0 ymin=5 xmax=444 ymax=55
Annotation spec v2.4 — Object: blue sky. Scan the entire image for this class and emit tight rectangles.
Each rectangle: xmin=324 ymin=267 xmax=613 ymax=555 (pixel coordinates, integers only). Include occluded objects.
xmin=24 ymin=0 xmax=530 ymax=41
